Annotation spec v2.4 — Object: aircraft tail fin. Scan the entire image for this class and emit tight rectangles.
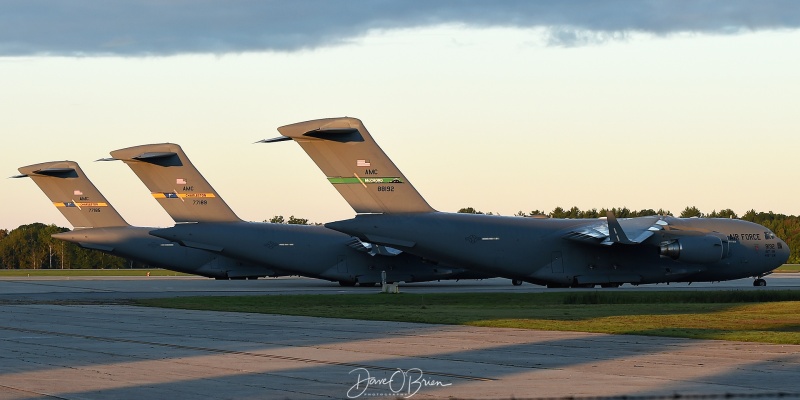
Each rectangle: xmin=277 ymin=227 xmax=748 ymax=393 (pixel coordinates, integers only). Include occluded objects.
xmin=15 ymin=161 xmax=129 ymax=229
xmin=266 ymin=117 xmax=435 ymax=214
xmin=108 ymin=143 xmax=241 ymax=223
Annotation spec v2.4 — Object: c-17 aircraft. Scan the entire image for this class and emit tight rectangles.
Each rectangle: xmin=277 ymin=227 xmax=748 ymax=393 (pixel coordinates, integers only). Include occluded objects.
xmin=264 ymin=117 xmax=790 ymax=287
xmin=108 ymin=143 xmax=491 ymax=286
xmin=14 ymin=161 xmax=284 ymax=279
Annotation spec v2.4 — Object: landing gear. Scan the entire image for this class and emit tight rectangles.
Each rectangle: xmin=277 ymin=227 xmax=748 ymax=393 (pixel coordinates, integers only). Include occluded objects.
xmin=511 ymin=279 xmax=523 ymax=286
xmin=338 ymin=280 xmax=357 ymax=287
xmin=753 ymin=278 xmax=767 ymax=287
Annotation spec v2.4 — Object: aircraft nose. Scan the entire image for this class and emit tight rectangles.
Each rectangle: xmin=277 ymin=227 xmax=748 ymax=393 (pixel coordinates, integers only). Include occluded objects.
xmin=777 ymin=239 xmax=791 ymax=265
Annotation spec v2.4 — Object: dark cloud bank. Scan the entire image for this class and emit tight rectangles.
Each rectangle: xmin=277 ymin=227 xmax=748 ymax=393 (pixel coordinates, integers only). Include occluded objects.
xmin=2 ymin=0 xmax=799 ymax=56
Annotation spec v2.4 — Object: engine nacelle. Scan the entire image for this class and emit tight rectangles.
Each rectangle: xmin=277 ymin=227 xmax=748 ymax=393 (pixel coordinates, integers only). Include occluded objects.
xmin=659 ymin=235 xmax=725 ymax=264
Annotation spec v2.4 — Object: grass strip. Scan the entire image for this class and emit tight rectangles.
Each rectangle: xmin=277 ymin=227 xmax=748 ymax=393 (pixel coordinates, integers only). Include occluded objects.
xmin=137 ymin=291 xmax=800 ymax=345
xmin=775 ymin=264 xmax=800 ymax=273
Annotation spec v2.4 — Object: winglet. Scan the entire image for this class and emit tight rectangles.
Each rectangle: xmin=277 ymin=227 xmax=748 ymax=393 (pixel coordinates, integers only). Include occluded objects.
xmin=17 ymin=161 xmax=129 ymax=229
xmin=272 ymin=117 xmax=436 ymax=214
xmin=109 ymin=143 xmax=241 ymax=223
xmin=606 ymin=211 xmax=635 ymax=244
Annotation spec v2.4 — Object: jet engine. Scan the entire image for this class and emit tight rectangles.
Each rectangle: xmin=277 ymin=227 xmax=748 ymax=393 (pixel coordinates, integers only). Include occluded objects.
xmin=659 ymin=235 xmax=725 ymax=264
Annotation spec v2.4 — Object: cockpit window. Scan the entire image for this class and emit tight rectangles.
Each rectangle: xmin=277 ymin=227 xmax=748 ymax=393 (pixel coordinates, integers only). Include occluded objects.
xmin=765 ymin=231 xmax=776 ymax=240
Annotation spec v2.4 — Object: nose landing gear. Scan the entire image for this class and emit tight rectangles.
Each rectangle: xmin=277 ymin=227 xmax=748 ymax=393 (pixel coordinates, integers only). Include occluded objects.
xmin=753 ymin=272 xmax=772 ymax=286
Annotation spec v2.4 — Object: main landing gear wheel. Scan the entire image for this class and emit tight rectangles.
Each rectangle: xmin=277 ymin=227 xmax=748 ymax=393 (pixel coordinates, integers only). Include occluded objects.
xmin=511 ymin=279 xmax=523 ymax=286
xmin=338 ymin=280 xmax=357 ymax=287
xmin=753 ymin=278 xmax=767 ymax=287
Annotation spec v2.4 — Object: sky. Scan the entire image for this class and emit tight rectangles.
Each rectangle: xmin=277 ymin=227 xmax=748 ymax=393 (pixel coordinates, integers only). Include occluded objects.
xmin=2 ymin=1 xmax=800 ymax=230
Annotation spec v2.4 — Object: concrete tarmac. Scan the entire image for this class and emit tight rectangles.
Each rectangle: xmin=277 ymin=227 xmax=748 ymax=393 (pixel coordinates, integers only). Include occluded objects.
xmin=1 ymin=274 xmax=799 ymax=303
xmin=0 ymin=275 xmax=798 ymax=399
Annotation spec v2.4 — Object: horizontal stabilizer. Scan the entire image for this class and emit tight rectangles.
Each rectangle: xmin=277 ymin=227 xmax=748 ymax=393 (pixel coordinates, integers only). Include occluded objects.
xmin=301 ymin=127 xmax=363 ymax=143
xmin=132 ymin=152 xmax=178 ymax=161
xmin=257 ymin=136 xmax=292 ymax=143
xmin=20 ymin=167 xmax=78 ymax=178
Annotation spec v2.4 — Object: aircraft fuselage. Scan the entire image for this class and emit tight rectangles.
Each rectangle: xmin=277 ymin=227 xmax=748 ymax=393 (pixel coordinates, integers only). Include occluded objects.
xmin=325 ymin=213 xmax=789 ymax=286
xmin=150 ymin=222 xmax=490 ymax=285
xmin=52 ymin=226 xmax=282 ymax=279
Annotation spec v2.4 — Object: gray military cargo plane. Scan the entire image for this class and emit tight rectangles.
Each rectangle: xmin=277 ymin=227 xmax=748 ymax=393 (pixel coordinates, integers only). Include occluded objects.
xmin=264 ymin=117 xmax=790 ymax=287
xmin=108 ymin=143 xmax=490 ymax=286
xmin=14 ymin=161 xmax=282 ymax=279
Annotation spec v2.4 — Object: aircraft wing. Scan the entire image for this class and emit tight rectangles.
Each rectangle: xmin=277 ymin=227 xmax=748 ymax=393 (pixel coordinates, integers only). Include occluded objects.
xmin=563 ymin=213 xmax=668 ymax=246
xmin=345 ymin=237 xmax=403 ymax=256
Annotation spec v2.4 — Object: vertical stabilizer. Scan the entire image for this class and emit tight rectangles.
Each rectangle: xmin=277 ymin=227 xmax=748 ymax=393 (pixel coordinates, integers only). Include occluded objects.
xmin=109 ymin=143 xmax=240 ymax=223
xmin=271 ymin=117 xmax=435 ymax=214
xmin=15 ymin=161 xmax=129 ymax=228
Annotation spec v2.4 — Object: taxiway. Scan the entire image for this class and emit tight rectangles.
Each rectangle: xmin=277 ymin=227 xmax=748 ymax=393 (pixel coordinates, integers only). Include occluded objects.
xmin=0 ymin=275 xmax=798 ymax=399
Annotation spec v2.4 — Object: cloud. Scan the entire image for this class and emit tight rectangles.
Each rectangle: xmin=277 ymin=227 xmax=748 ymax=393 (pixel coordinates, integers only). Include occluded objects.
xmin=2 ymin=0 xmax=799 ymax=56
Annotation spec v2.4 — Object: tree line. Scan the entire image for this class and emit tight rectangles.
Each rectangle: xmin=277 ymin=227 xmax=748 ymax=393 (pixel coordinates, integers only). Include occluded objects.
xmin=457 ymin=205 xmax=737 ymax=219
xmin=0 ymin=223 xmax=129 ymax=270
xmin=3 ymin=207 xmax=799 ymax=269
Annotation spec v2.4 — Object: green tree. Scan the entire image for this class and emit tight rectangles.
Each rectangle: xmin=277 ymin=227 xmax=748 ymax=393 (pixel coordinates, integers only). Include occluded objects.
xmin=680 ymin=206 xmax=703 ymax=218
xmin=0 ymin=224 xmax=127 ymax=269
xmin=266 ymin=215 xmax=310 ymax=225
xmin=598 ymin=207 xmax=632 ymax=218
xmin=287 ymin=216 xmax=309 ymax=225
xmin=37 ymin=224 xmax=65 ymax=269
xmin=635 ymin=209 xmax=658 ymax=217
xmin=708 ymin=209 xmax=738 ymax=219
xmin=741 ymin=209 xmax=758 ymax=222
xmin=457 ymin=207 xmax=483 ymax=214
xmin=564 ymin=206 xmax=582 ymax=219
xmin=582 ymin=208 xmax=600 ymax=218
xmin=615 ymin=207 xmax=632 ymax=218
